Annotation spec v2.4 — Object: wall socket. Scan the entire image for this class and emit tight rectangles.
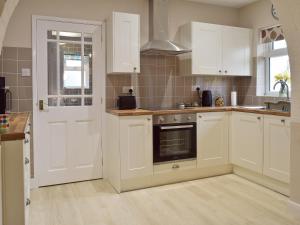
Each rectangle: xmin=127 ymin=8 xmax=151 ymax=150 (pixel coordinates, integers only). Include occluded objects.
xmin=122 ymin=86 xmax=134 ymax=94
xmin=192 ymin=86 xmax=200 ymax=92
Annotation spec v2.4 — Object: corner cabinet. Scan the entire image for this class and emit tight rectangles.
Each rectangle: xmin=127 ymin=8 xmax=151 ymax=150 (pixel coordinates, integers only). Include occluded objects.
xmin=263 ymin=116 xmax=290 ymax=183
xmin=177 ymin=22 xmax=252 ymax=76
xmin=231 ymin=112 xmax=264 ymax=173
xmin=107 ymin=12 xmax=140 ymax=74
xmin=197 ymin=112 xmax=229 ymax=167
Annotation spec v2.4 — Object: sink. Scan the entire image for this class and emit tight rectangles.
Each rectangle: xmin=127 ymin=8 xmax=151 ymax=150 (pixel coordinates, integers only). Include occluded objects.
xmin=239 ymin=106 xmax=266 ymax=110
xmin=265 ymin=101 xmax=290 ymax=112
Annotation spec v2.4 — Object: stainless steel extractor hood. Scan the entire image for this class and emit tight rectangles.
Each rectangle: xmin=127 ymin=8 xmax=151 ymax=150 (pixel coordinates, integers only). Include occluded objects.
xmin=141 ymin=0 xmax=191 ymax=56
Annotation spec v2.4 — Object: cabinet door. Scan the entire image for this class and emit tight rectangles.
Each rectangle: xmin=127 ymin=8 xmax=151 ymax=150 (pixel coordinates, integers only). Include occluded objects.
xmin=112 ymin=12 xmax=140 ymax=73
xmin=120 ymin=116 xmax=153 ymax=179
xmin=264 ymin=116 xmax=290 ymax=183
xmin=222 ymin=26 xmax=252 ymax=76
xmin=192 ymin=22 xmax=222 ymax=75
xmin=197 ymin=112 xmax=229 ymax=167
xmin=231 ymin=113 xmax=263 ymax=173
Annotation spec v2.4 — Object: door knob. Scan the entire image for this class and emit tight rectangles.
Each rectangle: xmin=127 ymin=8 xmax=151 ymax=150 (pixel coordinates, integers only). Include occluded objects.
xmin=39 ymin=100 xmax=44 ymax=110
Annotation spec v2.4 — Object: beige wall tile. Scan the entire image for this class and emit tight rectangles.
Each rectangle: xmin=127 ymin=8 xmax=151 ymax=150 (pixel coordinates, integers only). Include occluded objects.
xmin=2 ymin=47 xmax=17 ymax=59
xmin=19 ymin=99 xmax=33 ymax=112
xmin=18 ymin=86 xmax=32 ymax=99
xmin=3 ymin=59 xmax=17 ymax=73
xmin=18 ymin=47 xmax=32 ymax=60
xmin=3 ymin=73 xmax=18 ymax=86
xmin=18 ymin=60 xmax=32 ymax=73
xmin=18 ymin=75 xmax=32 ymax=86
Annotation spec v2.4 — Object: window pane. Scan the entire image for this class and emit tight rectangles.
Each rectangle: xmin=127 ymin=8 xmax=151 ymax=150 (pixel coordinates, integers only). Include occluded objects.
xmin=273 ymin=40 xmax=287 ymax=50
xmin=60 ymin=43 xmax=82 ymax=95
xmin=48 ymin=98 xmax=58 ymax=106
xmin=47 ymin=30 xmax=57 ymax=40
xmin=84 ymin=44 xmax=93 ymax=95
xmin=60 ymin=97 xmax=81 ymax=106
xmin=269 ymin=55 xmax=291 ymax=91
xmin=84 ymin=33 xmax=92 ymax=42
xmin=59 ymin=31 xmax=81 ymax=41
xmin=84 ymin=97 xmax=92 ymax=106
xmin=48 ymin=42 xmax=58 ymax=95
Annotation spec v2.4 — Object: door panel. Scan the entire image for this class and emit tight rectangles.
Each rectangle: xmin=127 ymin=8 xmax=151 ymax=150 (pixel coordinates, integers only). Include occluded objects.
xmin=264 ymin=116 xmax=290 ymax=183
xmin=36 ymin=20 xmax=104 ymax=186
xmin=231 ymin=112 xmax=263 ymax=173
xmin=192 ymin=23 xmax=222 ymax=75
xmin=197 ymin=113 xmax=229 ymax=167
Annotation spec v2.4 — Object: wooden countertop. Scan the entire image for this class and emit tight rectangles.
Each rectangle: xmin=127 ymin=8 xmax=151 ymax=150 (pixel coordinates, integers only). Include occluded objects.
xmin=107 ymin=106 xmax=291 ymax=117
xmin=0 ymin=113 xmax=30 ymax=141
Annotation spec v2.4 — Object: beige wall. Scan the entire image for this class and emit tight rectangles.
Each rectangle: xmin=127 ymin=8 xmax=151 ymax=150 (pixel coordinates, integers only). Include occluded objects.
xmin=271 ymin=0 xmax=300 ymax=206
xmin=3 ymin=0 xmax=239 ymax=48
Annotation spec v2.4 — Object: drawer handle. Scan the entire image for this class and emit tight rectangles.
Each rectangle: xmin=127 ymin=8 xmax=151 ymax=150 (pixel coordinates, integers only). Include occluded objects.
xmin=257 ymin=117 xmax=261 ymax=120
xmin=147 ymin=118 xmax=151 ymax=121
xmin=26 ymin=198 xmax=31 ymax=206
xmin=25 ymin=157 xmax=30 ymax=165
xmin=24 ymin=139 xmax=29 ymax=144
xmin=281 ymin=119 xmax=285 ymax=123
xmin=172 ymin=164 xmax=180 ymax=169
xmin=198 ymin=115 xmax=202 ymax=118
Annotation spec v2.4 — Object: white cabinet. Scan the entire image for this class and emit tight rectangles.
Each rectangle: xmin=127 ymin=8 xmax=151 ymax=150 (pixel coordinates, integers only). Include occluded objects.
xmin=197 ymin=112 xmax=229 ymax=167
xmin=107 ymin=12 xmax=140 ymax=74
xmin=263 ymin=116 xmax=290 ymax=183
xmin=222 ymin=26 xmax=252 ymax=76
xmin=1 ymin=120 xmax=31 ymax=225
xmin=177 ymin=22 xmax=252 ymax=76
xmin=119 ymin=116 xmax=153 ymax=179
xmin=231 ymin=112 xmax=263 ymax=173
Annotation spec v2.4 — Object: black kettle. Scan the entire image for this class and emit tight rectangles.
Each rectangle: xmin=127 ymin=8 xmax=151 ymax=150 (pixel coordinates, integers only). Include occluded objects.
xmin=202 ymin=90 xmax=212 ymax=107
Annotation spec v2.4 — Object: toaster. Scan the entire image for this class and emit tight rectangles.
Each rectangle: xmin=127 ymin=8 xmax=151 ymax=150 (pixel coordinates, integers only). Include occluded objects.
xmin=117 ymin=95 xmax=137 ymax=110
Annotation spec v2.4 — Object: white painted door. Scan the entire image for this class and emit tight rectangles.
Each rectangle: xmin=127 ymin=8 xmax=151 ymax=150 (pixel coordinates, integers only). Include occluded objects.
xmin=197 ymin=112 xmax=229 ymax=167
xmin=107 ymin=12 xmax=140 ymax=74
xmin=119 ymin=116 xmax=153 ymax=179
xmin=264 ymin=116 xmax=290 ymax=183
xmin=192 ymin=22 xmax=222 ymax=75
xmin=35 ymin=19 xmax=104 ymax=186
xmin=231 ymin=112 xmax=263 ymax=173
xmin=222 ymin=26 xmax=252 ymax=76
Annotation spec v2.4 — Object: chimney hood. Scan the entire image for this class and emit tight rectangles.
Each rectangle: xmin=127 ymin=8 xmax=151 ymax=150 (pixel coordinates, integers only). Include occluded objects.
xmin=141 ymin=0 xmax=191 ymax=56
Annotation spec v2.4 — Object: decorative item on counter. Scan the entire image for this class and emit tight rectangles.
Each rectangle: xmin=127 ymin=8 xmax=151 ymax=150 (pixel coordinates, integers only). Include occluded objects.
xmin=215 ymin=96 xmax=225 ymax=107
xmin=231 ymin=91 xmax=237 ymax=106
xmin=0 ymin=115 xmax=9 ymax=131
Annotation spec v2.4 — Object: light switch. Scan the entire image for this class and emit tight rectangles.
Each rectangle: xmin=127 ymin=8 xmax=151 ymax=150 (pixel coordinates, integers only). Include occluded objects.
xmin=21 ymin=68 xmax=31 ymax=77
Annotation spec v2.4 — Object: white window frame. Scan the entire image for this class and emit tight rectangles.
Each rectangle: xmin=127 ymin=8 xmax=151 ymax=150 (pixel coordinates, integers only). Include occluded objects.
xmin=264 ymin=41 xmax=290 ymax=96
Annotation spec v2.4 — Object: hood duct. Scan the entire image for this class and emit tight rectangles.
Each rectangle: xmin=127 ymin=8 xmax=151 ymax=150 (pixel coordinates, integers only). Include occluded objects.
xmin=141 ymin=0 xmax=191 ymax=56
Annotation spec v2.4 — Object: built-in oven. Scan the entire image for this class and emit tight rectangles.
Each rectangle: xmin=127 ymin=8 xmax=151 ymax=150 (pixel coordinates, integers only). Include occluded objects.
xmin=153 ymin=113 xmax=197 ymax=163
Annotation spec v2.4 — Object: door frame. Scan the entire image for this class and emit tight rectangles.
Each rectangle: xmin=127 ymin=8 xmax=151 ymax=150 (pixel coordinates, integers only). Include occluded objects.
xmin=32 ymin=15 xmax=106 ymax=187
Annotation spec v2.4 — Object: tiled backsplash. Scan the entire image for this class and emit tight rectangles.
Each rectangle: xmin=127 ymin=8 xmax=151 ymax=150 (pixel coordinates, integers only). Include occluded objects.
xmin=0 ymin=47 xmax=32 ymax=112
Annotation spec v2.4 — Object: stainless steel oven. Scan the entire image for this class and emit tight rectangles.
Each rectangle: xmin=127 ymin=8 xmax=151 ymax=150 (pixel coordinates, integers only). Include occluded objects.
xmin=153 ymin=114 xmax=197 ymax=163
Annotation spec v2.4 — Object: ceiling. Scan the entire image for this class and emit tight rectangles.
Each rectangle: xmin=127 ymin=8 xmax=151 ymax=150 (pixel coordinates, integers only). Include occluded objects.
xmin=186 ymin=0 xmax=260 ymax=8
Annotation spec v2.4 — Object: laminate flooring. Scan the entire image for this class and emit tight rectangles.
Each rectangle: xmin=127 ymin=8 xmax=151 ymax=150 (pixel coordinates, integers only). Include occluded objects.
xmin=29 ymin=174 xmax=300 ymax=225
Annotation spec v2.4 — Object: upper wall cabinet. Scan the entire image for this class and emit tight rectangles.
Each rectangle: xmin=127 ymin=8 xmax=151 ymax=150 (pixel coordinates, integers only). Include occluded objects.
xmin=177 ymin=22 xmax=252 ymax=76
xmin=107 ymin=12 xmax=140 ymax=74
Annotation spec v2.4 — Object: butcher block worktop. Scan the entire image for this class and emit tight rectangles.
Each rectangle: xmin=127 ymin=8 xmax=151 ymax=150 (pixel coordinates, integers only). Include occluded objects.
xmin=107 ymin=106 xmax=291 ymax=117
xmin=0 ymin=113 xmax=30 ymax=141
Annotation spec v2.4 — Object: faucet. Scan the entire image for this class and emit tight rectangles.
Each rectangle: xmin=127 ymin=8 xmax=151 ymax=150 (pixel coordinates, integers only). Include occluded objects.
xmin=273 ymin=80 xmax=290 ymax=100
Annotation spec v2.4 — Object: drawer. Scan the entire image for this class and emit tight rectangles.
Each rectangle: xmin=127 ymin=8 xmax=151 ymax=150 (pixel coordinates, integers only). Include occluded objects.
xmin=154 ymin=160 xmax=197 ymax=174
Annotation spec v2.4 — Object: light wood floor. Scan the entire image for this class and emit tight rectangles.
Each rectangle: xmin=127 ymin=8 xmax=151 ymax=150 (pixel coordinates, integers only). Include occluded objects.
xmin=29 ymin=174 xmax=300 ymax=225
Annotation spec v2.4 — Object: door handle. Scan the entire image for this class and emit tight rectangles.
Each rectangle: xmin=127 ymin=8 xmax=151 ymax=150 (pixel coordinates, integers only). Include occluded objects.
xmin=39 ymin=100 xmax=44 ymax=110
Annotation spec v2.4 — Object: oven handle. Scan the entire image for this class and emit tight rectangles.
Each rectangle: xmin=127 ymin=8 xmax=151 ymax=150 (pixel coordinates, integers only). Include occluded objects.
xmin=160 ymin=125 xmax=194 ymax=130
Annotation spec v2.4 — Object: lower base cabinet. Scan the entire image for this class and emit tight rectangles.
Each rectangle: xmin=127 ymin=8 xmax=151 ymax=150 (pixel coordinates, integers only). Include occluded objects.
xmin=263 ymin=115 xmax=290 ymax=183
xmin=1 ymin=121 xmax=31 ymax=225
xmin=231 ymin=112 xmax=264 ymax=173
xmin=197 ymin=112 xmax=229 ymax=167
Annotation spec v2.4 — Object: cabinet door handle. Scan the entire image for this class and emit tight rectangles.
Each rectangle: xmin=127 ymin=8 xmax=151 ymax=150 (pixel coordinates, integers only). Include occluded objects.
xmin=24 ymin=139 xmax=29 ymax=144
xmin=133 ymin=67 xmax=137 ymax=72
xmin=26 ymin=198 xmax=31 ymax=206
xmin=281 ymin=119 xmax=285 ymax=123
xmin=198 ymin=115 xmax=202 ymax=118
xmin=172 ymin=164 xmax=180 ymax=169
xmin=26 ymin=131 xmax=30 ymax=135
xmin=25 ymin=157 xmax=30 ymax=165
xmin=147 ymin=117 xmax=151 ymax=121
xmin=257 ymin=117 xmax=261 ymax=120
xmin=219 ymin=70 xmax=222 ymax=73
xmin=225 ymin=70 xmax=228 ymax=73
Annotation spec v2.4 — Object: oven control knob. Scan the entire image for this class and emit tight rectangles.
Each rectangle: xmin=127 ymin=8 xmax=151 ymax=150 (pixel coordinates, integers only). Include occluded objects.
xmin=187 ymin=116 xmax=192 ymax=120
xmin=159 ymin=117 xmax=165 ymax=123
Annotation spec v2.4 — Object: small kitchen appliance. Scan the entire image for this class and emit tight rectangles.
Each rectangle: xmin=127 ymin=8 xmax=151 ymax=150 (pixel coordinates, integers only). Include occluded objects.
xmin=202 ymin=90 xmax=212 ymax=107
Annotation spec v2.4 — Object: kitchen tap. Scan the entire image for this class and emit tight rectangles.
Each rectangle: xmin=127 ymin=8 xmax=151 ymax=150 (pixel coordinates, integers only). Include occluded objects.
xmin=273 ymin=80 xmax=290 ymax=100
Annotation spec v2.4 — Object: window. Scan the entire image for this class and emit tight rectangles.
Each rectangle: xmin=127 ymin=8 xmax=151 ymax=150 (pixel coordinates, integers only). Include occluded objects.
xmin=261 ymin=26 xmax=291 ymax=96
xmin=265 ymin=40 xmax=291 ymax=94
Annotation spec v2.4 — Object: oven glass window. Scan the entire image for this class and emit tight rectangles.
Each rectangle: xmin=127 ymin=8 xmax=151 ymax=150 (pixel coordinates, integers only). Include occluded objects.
xmin=159 ymin=129 xmax=193 ymax=158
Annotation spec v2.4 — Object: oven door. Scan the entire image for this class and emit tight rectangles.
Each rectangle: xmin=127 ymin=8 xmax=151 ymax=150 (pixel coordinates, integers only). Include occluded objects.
xmin=153 ymin=122 xmax=197 ymax=163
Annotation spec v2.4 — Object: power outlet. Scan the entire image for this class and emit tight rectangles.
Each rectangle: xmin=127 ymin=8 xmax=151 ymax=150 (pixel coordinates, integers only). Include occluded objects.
xmin=122 ymin=86 xmax=134 ymax=94
xmin=192 ymin=86 xmax=200 ymax=91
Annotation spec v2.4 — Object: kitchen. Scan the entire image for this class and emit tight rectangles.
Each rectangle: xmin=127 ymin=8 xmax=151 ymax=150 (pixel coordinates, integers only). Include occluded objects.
xmin=0 ymin=0 xmax=300 ymax=225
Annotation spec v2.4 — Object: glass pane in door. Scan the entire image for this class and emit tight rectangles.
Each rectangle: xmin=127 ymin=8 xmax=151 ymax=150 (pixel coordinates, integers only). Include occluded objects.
xmin=60 ymin=43 xmax=82 ymax=95
xmin=84 ymin=44 xmax=93 ymax=95
xmin=48 ymin=42 xmax=58 ymax=95
xmin=59 ymin=31 xmax=81 ymax=41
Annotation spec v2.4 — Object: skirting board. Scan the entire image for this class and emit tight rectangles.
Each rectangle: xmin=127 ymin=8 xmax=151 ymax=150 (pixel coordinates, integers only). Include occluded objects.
xmin=288 ymin=200 xmax=300 ymax=220
xmin=233 ymin=166 xmax=290 ymax=196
